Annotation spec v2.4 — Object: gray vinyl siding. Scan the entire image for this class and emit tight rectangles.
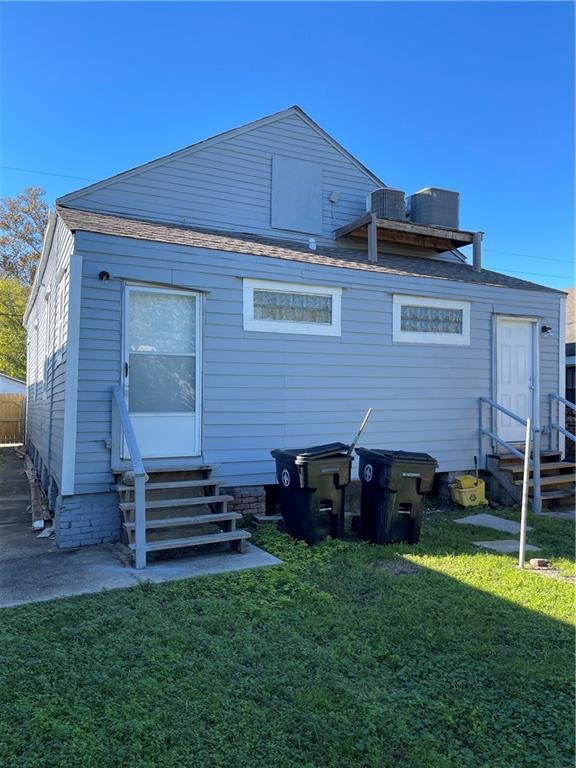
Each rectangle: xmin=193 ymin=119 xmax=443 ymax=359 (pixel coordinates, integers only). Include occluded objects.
xmin=25 ymin=217 xmax=74 ymax=489
xmin=72 ymin=230 xmax=562 ymax=494
xmin=62 ymin=113 xmax=380 ymax=247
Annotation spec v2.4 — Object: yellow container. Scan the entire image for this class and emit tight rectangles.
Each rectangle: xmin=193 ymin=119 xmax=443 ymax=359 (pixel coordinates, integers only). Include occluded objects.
xmin=453 ymin=474 xmax=480 ymax=490
xmin=449 ymin=478 xmax=488 ymax=507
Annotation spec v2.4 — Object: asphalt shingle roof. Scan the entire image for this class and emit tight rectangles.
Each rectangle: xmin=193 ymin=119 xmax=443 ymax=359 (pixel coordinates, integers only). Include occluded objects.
xmin=57 ymin=206 xmax=562 ymax=294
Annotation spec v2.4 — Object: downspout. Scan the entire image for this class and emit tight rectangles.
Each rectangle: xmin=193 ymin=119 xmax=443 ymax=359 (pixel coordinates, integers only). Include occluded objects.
xmin=472 ymin=231 xmax=483 ymax=272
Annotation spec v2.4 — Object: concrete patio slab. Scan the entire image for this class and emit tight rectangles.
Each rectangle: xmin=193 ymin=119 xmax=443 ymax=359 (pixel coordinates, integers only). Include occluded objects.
xmin=0 ymin=541 xmax=282 ymax=608
xmin=473 ymin=540 xmax=541 ymax=554
xmin=0 ymin=447 xmax=282 ymax=609
xmin=455 ymin=513 xmax=532 ymax=534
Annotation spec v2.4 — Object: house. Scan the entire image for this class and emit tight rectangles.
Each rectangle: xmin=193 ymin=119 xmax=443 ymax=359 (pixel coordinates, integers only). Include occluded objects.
xmin=0 ymin=373 xmax=26 ymax=395
xmin=24 ymin=106 xmax=571 ymax=566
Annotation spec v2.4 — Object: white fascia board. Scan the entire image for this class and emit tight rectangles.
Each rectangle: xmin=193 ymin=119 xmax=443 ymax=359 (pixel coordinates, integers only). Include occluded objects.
xmin=23 ymin=211 xmax=57 ymax=326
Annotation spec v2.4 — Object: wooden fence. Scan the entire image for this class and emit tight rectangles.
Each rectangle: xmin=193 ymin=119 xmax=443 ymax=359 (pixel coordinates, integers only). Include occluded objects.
xmin=0 ymin=394 xmax=25 ymax=444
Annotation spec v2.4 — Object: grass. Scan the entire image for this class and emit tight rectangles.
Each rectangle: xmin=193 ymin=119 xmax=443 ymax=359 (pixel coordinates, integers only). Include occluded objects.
xmin=0 ymin=504 xmax=574 ymax=768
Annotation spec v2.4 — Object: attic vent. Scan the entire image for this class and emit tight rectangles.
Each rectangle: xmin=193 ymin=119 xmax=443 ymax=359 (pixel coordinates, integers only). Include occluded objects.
xmin=408 ymin=188 xmax=460 ymax=229
xmin=366 ymin=188 xmax=406 ymax=221
xmin=271 ymin=156 xmax=322 ymax=235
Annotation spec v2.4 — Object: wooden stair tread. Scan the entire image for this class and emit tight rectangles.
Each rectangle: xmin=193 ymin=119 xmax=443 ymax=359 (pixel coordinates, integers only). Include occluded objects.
xmin=128 ymin=529 xmax=251 ymax=552
xmin=123 ymin=512 xmax=241 ymax=530
xmin=114 ymin=479 xmax=224 ymax=492
xmin=504 ymin=461 xmax=576 ymax=474
xmin=514 ymin=474 xmax=575 ymax=487
xmin=120 ymin=494 xmax=233 ymax=511
xmin=497 ymin=450 xmax=561 ymax=462
xmin=539 ymin=489 xmax=575 ymax=500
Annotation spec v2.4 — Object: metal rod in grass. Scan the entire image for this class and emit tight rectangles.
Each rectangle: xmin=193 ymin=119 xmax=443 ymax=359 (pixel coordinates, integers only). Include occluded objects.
xmin=518 ymin=417 xmax=532 ymax=569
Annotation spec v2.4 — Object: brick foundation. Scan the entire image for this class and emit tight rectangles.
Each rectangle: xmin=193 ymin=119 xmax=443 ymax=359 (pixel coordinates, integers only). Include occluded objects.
xmin=55 ymin=492 xmax=122 ymax=549
xmin=222 ymin=485 xmax=266 ymax=517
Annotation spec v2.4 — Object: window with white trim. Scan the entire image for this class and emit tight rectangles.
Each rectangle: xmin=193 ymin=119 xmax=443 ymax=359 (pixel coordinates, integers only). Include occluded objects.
xmin=393 ymin=295 xmax=471 ymax=345
xmin=243 ymin=279 xmax=342 ymax=336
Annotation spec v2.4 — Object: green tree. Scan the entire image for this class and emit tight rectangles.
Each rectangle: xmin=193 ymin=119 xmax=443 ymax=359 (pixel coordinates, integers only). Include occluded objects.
xmin=0 ymin=187 xmax=50 ymax=380
xmin=0 ymin=187 xmax=49 ymax=286
xmin=0 ymin=278 xmax=28 ymax=380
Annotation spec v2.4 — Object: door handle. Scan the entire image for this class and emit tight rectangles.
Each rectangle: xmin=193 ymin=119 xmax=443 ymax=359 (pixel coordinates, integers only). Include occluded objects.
xmin=124 ymin=362 xmax=129 ymax=378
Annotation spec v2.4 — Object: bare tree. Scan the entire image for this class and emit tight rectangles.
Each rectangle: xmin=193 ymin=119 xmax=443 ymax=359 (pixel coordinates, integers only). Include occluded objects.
xmin=0 ymin=187 xmax=49 ymax=286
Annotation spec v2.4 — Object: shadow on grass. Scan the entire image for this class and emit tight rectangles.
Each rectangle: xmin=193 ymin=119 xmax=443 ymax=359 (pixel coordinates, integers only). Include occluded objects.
xmin=0 ymin=512 xmax=573 ymax=768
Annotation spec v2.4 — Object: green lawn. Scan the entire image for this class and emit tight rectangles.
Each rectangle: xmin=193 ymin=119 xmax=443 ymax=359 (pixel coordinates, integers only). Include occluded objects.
xmin=1 ymin=505 xmax=574 ymax=768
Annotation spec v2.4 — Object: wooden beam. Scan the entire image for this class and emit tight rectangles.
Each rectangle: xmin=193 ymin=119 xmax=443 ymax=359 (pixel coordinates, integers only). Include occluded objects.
xmin=334 ymin=213 xmax=474 ymax=249
xmin=375 ymin=229 xmax=469 ymax=252
xmin=368 ymin=214 xmax=378 ymax=262
xmin=374 ymin=217 xmax=474 ymax=243
xmin=334 ymin=213 xmax=372 ymax=239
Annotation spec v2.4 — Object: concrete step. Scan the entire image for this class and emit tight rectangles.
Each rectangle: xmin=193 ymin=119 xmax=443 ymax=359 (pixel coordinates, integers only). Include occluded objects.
xmin=119 ymin=494 xmax=233 ymax=512
xmin=129 ymin=529 xmax=251 ymax=553
xmin=123 ymin=512 xmax=241 ymax=530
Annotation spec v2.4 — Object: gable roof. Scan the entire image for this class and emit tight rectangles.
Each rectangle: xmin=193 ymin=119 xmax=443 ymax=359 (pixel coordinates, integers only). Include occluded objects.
xmin=57 ymin=106 xmax=385 ymax=207
xmin=57 ymin=206 xmax=563 ymax=295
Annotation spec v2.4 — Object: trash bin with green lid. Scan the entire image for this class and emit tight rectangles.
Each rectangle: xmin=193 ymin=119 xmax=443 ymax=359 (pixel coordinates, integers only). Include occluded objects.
xmin=355 ymin=448 xmax=438 ymax=545
xmin=271 ymin=443 xmax=353 ymax=544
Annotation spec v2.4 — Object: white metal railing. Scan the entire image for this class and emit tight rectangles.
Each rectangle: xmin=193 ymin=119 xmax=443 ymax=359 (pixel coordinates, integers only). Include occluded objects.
xmin=479 ymin=397 xmax=542 ymax=514
xmin=549 ymin=392 xmax=576 ymax=444
xmin=112 ymin=385 xmax=147 ymax=569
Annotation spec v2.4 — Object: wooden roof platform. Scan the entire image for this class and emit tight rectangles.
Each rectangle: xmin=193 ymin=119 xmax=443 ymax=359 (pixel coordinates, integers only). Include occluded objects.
xmin=335 ymin=213 xmax=475 ymax=252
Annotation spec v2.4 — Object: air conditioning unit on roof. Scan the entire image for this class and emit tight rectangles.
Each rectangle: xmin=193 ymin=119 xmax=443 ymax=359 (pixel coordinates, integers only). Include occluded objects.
xmin=366 ymin=188 xmax=406 ymax=221
xmin=408 ymin=188 xmax=460 ymax=229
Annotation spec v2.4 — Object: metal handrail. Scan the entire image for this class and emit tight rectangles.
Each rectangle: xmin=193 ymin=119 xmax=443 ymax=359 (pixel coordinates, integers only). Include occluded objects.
xmin=479 ymin=396 xmax=541 ymax=514
xmin=479 ymin=397 xmax=528 ymax=427
xmin=549 ymin=393 xmax=576 ymax=443
xmin=112 ymin=385 xmax=147 ymax=569
xmin=550 ymin=393 xmax=576 ymax=411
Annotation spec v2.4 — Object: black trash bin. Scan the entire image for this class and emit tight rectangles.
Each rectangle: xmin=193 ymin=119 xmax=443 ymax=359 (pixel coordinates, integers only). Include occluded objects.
xmin=271 ymin=443 xmax=353 ymax=544
xmin=355 ymin=448 xmax=438 ymax=545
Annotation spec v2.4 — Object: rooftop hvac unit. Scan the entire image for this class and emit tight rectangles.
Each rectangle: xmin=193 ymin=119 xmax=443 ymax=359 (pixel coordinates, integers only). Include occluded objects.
xmin=366 ymin=188 xmax=406 ymax=221
xmin=408 ymin=188 xmax=460 ymax=229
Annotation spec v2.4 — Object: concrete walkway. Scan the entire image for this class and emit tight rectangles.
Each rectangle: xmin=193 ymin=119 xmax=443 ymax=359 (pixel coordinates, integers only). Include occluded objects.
xmin=0 ymin=448 xmax=281 ymax=609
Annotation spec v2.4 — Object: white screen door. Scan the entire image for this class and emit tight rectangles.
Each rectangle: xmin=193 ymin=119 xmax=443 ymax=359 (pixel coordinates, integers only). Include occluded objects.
xmin=496 ymin=317 xmax=534 ymax=443
xmin=123 ymin=285 xmax=201 ymax=459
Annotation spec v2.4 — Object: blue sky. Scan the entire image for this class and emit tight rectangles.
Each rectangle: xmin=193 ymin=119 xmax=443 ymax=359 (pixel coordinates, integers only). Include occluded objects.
xmin=1 ymin=1 xmax=573 ymax=288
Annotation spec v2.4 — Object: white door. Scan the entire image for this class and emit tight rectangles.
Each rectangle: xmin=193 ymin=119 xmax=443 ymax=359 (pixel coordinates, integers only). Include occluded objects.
xmin=496 ymin=317 xmax=534 ymax=442
xmin=123 ymin=285 xmax=201 ymax=459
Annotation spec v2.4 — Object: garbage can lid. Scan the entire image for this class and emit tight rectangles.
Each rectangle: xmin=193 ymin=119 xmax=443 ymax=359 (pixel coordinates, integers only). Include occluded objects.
xmin=355 ymin=447 xmax=438 ymax=465
xmin=272 ymin=442 xmax=350 ymax=461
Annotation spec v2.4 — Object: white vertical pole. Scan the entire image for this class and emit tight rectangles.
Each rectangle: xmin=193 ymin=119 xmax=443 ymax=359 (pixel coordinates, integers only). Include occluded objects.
xmin=518 ymin=417 xmax=532 ymax=569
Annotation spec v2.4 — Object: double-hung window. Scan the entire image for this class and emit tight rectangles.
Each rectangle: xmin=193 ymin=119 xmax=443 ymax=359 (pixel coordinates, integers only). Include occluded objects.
xmin=393 ymin=295 xmax=471 ymax=345
xmin=243 ymin=279 xmax=342 ymax=336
